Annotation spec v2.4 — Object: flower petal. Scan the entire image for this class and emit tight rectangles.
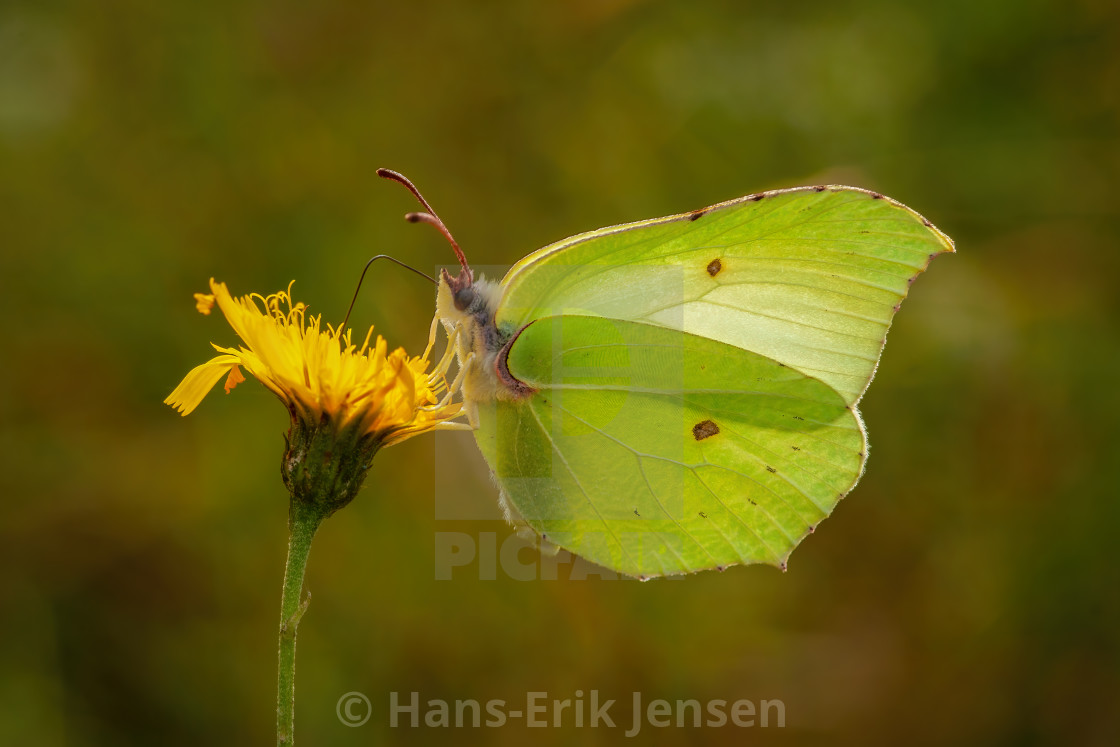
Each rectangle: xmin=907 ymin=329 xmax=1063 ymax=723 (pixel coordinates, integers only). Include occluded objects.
xmin=164 ymin=354 xmax=243 ymax=415
xmin=194 ymin=293 xmax=216 ymax=315
xmin=224 ymin=364 xmax=246 ymax=393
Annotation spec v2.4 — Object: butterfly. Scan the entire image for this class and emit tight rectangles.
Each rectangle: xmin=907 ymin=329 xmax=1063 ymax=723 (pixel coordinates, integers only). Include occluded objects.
xmin=381 ymin=171 xmax=953 ymax=579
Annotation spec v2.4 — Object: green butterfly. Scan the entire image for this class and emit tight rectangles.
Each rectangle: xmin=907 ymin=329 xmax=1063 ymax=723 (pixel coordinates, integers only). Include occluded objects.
xmin=387 ymin=172 xmax=953 ymax=579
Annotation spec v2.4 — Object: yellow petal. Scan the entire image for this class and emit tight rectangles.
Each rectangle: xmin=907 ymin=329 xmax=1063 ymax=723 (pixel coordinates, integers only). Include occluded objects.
xmin=164 ymin=354 xmax=242 ymax=415
xmin=223 ymin=364 xmax=246 ymax=393
xmin=194 ymin=293 xmax=216 ymax=315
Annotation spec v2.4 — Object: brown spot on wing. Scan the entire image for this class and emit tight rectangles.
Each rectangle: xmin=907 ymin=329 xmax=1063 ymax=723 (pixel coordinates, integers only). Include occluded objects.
xmin=706 ymin=258 xmax=722 ymax=277
xmin=692 ymin=419 xmax=719 ymax=440
xmin=689 ymin=209 xmax=707 ymax=221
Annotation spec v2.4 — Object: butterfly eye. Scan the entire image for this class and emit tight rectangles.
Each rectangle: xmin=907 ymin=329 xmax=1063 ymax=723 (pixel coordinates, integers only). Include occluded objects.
xmin=453 ymin=286 xmax=476 ymax=312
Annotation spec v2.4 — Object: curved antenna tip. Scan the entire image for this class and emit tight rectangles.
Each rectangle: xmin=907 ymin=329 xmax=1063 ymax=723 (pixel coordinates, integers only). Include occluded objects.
xmin=378 ymin=171 xmax=471 ymax=280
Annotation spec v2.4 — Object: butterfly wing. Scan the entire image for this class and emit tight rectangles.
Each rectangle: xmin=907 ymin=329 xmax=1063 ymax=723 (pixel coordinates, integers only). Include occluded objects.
xmin=474 ymin=315 xmax=864 ymax=578
xmin=494 ymin=186 xmax=954 ymax=405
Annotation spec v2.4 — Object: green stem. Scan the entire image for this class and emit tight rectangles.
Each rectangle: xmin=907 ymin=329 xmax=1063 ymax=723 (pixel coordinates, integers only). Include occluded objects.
xmin=276 ymin=499 xmax=326 ymax=746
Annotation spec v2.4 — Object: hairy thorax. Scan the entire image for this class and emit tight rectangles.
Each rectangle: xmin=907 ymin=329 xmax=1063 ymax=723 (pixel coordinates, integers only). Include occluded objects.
xmin=435 ymin=276 xmax=523 ymax=405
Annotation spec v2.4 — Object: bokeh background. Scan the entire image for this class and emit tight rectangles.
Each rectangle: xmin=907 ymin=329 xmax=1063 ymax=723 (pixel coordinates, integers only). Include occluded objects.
xmin=2 ymin=0 xmax=1118 ymax=744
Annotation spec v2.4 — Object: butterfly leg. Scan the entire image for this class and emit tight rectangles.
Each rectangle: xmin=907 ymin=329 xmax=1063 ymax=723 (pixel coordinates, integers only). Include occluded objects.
xmin=432 ymin=327 xmax=460 ymax=380
xmin=422 ymin=349 xmax=470 ymax=413
xmin=448 ymin=350 xmax=481 ymax=428
xmin=422 ymin=313 xmax=441 ymax=361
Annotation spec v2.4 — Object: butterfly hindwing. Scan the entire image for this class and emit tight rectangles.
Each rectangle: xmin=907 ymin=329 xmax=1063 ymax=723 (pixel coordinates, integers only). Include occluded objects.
xmin=474 ymin=315 xmax=865 ymax=577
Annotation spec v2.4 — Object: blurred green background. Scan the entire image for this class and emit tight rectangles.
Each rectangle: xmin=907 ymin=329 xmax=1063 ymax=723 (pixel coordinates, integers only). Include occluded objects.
xmin=2 ymin=0 xmax=1118 ymax=744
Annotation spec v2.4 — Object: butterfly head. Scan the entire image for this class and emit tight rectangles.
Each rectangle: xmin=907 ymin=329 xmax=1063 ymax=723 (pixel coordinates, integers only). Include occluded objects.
xmin=441 ymin=265 xmax=476 ymax=311
xmin=436 ymin=266 xmax=499 ymax=326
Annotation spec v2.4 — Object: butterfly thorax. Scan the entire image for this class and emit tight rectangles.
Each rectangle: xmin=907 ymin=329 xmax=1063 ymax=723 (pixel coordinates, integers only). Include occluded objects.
xmin=436 ymin=275 xmax=526 ymax=408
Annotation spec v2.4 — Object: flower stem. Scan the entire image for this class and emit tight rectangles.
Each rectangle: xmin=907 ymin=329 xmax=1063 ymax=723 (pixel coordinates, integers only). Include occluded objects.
xmin=277 ymin=499 xmax=326 ymax=745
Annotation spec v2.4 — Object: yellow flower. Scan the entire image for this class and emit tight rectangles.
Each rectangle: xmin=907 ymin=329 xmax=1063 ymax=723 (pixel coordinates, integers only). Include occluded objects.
xmin=166 ymin=279 xmax=463 ymax=449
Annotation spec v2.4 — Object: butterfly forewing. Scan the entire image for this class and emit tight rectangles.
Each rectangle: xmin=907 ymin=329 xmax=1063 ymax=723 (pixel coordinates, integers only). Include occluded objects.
xmin=495 ymin=187 xmax=953 ymax=406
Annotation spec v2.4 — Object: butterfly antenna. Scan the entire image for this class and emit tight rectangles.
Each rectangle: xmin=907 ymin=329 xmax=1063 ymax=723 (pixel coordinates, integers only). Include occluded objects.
xmin=376 ymin=168 xmax=472 ymax=280
xmin=340 ymin=255 xmax=436 ymax=334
